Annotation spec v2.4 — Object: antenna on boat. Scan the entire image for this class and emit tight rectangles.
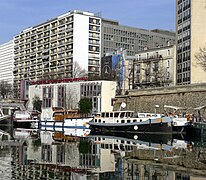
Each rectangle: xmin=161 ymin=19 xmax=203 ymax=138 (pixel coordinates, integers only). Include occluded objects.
xmin=119 ymin=102 xmax=126 ymax=111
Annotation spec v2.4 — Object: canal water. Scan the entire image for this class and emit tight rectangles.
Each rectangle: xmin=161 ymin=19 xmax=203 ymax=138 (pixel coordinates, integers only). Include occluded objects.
xmin=0 ymin=124 xmax=206 ymax=179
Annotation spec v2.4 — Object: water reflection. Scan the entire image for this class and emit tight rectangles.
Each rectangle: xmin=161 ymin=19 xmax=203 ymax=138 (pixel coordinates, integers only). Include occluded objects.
xmin=0 ymin=125 xmax=206 ymax=179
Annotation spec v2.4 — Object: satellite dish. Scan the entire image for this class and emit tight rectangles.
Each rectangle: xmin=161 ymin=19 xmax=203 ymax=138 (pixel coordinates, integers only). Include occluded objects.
xmin=121 ymin=102 xmax=126 ymax=109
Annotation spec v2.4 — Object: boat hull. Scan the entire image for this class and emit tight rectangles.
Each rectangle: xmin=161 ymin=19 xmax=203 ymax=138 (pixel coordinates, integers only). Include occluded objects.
xmin=89 ymin=118 xmax=172 ymax=134
xmin=40 ymin=117 xmax=92 ymax=131
xmin=13 ymin=120 xmax=39 ymax=129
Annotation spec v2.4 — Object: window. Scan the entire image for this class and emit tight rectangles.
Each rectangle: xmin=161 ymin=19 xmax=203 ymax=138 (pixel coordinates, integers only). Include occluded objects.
xmin=42 ymin=87 xmax=53 ymax=108
xmin=57 ymin=86 xmax=65 ymax=107
xmin=168 ymin=50 xmax=170 ymax=56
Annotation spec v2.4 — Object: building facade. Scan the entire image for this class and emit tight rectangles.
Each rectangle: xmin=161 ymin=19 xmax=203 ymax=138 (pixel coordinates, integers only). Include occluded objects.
xmin=125 ymin=45 xmax=176 ymax=90
xmin=101 ymin=19 xmax=176 ymax=56
xmin=176 ymin=0 xmax=206 ymax=85
xmin=12 ymin=9 xmax=177 ymax=98
xmin=28 ymin=80 xmax=116 ymax=113
xmin=13 ymin=10 xmax=101 ymax=98
xmin=0 ymin=40 xmax=14 ymax=84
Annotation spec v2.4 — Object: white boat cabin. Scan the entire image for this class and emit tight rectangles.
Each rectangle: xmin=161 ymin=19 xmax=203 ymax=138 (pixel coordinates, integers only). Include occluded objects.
xmin=94 ymin=111 xmax=161 ymax=124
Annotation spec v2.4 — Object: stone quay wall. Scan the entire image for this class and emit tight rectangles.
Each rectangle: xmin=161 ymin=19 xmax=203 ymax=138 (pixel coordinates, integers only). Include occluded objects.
xmin=114 ymin=83 xmax=206 ymax=117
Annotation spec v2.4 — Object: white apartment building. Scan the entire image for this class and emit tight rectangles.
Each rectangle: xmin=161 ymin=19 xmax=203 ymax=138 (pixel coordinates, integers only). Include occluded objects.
xmin=0 ymin=40 xmax=14 ymax=84
xmin=28 ymin=80 xmax=116 ymax=113
xmin=13 ymin=10 xmax=101 ymax=98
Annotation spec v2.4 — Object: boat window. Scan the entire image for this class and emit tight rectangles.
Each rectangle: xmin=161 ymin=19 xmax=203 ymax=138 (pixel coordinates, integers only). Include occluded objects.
xmin=120 ymin=145 xmax=124 ymax=151
xmin=120 ymin=112 xmax=125 ymax=118
xmin=114 ymin=144 xmax=118 ymax=150
xmin=110 ymin=144 xmax=112 ymax=149
xmin=98 ymin=119 xmax=101 ymax=123
xmin=133 ymin=120 xmax=137 ymax=122
xmin=110 ymin=113 xmax=113 ymax=117
xmin=105 ymin=144 xmax=109 ymax=149
xmin=121 ymin=120 xmax=125 ymax=123
xmin=138 ymin=113 xmax=145 ymax=117
xmin=53 ymin=112 xmax=64 ymax=117
xmin=106 ymin=113 xmax=109 ymax=117
xmin=140 ymin=119 xmax=142 ymax=122
xmin=95 ymin=119 xmax=97 ymax=122
xmin=117 ymin=120 xmax=119 ymax=123
xmin=126 ymin=112 xmax=131 ymax=117
xmin=103 ymin=121 xmax=105 ymax=123
xmin=114 ymin=112 xmax=119 ymax=117
xmin=127 ymin=120 xmax=131 ymax=123
xmin=102 ymin=113 xmax=105 ymax=117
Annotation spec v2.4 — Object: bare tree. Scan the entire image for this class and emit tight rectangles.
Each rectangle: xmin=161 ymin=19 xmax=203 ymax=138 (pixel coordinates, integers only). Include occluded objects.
xmin=195 ymin=47 xmax=206 ymax=71
xmin=73 ymin=61 xmax=87 ymax=78
xmin=65 ymin=87 xmax=78 ymax=110
xmin=0 ymin=80 xmax=12 ymax=99
xmin=153 ymin=64 xmax=171 ymax=87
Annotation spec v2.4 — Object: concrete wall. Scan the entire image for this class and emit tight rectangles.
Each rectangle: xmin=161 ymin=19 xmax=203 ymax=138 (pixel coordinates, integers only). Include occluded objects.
xmin=114 ymin=83 xmax=206 ymax=116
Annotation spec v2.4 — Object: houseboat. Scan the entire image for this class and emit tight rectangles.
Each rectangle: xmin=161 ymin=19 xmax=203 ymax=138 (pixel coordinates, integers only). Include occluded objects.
xmin=88 ymin=110 xmax=173 ymax=134
xmin=40 ymin=107 xmax=93 ymax=130
xmin=163 ymin=105 xmax=194 ymax=136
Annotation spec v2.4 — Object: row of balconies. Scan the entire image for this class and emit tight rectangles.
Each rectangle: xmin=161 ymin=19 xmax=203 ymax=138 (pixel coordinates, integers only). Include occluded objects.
xmin=15 ymin=28 xmax=73 ymax=43
xmin=14 ymin=52 xmax=73 ymax=65
xmin=88 ymin=59 xmax=100 ymax=66
xmin=89 ymin=31 xmax=100 ymax=37
xmin=15 ymin=46 xmax=74 ymax=58
xmin=14 ymin=40 xmax=73 ymax=55
xmin=14 ymin=64 xmax=74 ymax=76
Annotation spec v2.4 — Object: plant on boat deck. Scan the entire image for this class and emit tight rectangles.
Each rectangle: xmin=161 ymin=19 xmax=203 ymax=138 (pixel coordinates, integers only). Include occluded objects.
xmin=78 ymin=97 xmax=92 ymax=117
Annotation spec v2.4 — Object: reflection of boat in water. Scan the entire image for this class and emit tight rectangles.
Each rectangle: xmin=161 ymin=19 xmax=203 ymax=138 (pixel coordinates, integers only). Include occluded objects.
xmin=89 ymin=131 xmax=189 ymax=152
xmin=40 ymin=107 xmax=93 ymax=130
xmin=40 ymin=127 xmax=91 ymax=144
xmin=13 ymin=110 xmax=39 ymax=129
xmin=89 ymin=110 xmax=173 ymax=134
xmin=40 ymin=124 xmax=91 ymax=137
xmin=13 ymin=128 xmax=38 ymax=140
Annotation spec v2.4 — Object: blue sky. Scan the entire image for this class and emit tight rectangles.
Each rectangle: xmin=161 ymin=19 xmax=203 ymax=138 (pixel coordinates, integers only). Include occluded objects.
xmin=0 ymin=0 xmax=175 ymax=44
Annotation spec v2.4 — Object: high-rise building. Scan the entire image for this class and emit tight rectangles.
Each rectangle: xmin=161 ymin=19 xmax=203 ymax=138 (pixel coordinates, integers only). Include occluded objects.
xmin=176 ymin=0 xmax=206 ymax=85
xmin=0 ymin=40 xmax=14 ymax=84
xmin=13 ymin=10 xmax=101 ymax=98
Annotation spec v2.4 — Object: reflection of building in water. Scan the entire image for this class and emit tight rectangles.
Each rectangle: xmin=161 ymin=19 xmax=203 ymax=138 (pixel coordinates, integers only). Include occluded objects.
xmin=122 ymin=159 xmax=206 ymax=180
xmin=8 ymin=128 xmax=206 ymax=179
